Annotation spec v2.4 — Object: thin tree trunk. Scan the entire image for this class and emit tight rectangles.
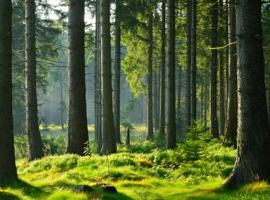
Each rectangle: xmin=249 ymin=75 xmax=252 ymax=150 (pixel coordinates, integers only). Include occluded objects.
xmin=224 ymin=0 xmax=237 ymax=145
xmin=114 ymin=0 xmax=121 ymax=144
xmin=225 ymin=0 xmax=270 ymax=187
xmin=100 ymin=0 xmax=117 ymax=154
xmin=0 ymin=0 xmax=17 ymax=185
xmin=95 ymin=0 xmax=102 ymax=154
xmin=191 ymin=0 xmax=197 ymax=124
xmin=60 ymin=76 xmax=65 ymax=131
xmin=153 ymin=71 xmax=159 ymax=130
xmin=167 ymin=0 xmax=176 ymax=149
xmin=176 ymin=66 xmax=182 ymax=132
xmin=210 ymin=0 xmax=219 ymax=138
xmin=67 ymin=0 xmax=89 ymax=155
xmin=185 ymin=0 xmax=192 ymax=127
xmin=25 ymin=0 xmax=44 ymax=161
xmin=147 ymin=13 xmax=154 ymax=140
xmin=159 ymin=0 xmax=166 ymax=139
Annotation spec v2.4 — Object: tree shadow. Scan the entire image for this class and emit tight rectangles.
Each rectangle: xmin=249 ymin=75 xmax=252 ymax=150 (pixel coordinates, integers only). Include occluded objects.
xmin=0 ymin=191 xmax=20 ymax=200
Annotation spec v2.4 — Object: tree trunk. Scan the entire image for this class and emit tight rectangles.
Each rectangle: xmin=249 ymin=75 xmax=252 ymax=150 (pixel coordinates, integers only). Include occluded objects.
xmin=114 ymin=0 xmax=121 ymax=144
xmin=100 ymin=0 xmax=117 ymax=154
xmin=176 ymin=66 xmax=182 ymax=133
xmin=191 ymin=0 xmax=197 ymax=124
xmin=224 ymin=0 xmax=237 ymax=145
xmin=185 ymin=0 xmax=192 ymax=127
xmin=25 ymin=0 xmax=44 ymax=161
xmin=147 ymin=13 xmax=154 ymax=140
xmin=159 ymin=0 xmax=166 ymax=139
xmin=95 ymin=0 xmax=102 ymax=154
xmin=60 ymin=76 xmax=65 ymax=131
xmin=210 ymin=0 xmax=219 ymax=138
xmin=67 ymin=0 xmax=89 ymax=155
xmin=0 ymin=0 xmax=17 ymax=185
xmin=167 ymin=0 xmax=176 ymax=149
xmin=225 ymin=0 xmax=270 ymax=187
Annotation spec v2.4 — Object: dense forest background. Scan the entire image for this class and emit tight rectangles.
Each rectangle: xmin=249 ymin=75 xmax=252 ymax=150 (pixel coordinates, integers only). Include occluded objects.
xmin=1 ymin=0 xmax=270 ymax=199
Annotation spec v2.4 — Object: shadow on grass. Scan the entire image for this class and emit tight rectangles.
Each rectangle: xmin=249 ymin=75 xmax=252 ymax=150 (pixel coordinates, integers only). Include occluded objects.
xmin=0 ymin=191 xmax=20 ymax=200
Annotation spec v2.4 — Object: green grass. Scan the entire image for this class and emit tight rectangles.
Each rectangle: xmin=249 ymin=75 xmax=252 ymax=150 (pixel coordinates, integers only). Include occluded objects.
xmin=3 ymin=127 xmax=270 ymax=199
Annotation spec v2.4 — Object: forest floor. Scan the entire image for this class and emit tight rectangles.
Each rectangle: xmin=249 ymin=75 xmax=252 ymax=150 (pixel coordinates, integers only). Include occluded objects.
xmin=1 ymin=126 xmax=270 ymax=200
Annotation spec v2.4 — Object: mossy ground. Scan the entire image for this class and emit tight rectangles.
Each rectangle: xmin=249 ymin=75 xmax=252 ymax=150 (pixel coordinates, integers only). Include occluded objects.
xmin=1 ymin=125 xmax=270 ymax=199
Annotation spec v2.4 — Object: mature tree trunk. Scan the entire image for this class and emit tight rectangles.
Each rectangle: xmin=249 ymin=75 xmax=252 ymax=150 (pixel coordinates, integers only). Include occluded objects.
xmin=159 ymin=0 xmax=166 ymax=139
xmin=0 ymin=0 xmax=18 ymax=185
xmin=25 ymin=0 xmax=44 ymax=161
xmin=219 ymin=0 xmax=225 ymax=135
xmin=185 ymin=0 xmax=192 ymax=127
xmin=224 ymin=0 xmax=237 ymax=145
xmin=114 ymin=0 xmax=121 ymax=144
xmin=95 ymin=0 xmax=102 ymax=153
xmin=176 ymin=66 xmax=182 ymax=132
xmin=60 ymin=76 xmax=65 ymax=131
xmin=167 ymin=0 xmax=176 ymax=149
xmin=191 ymin=0 xmax=197 ymax=124
xmin=147 ymin=13 xmax=154 ymax=140
xmin=153 ymin=71 xmax=159 ymax=130
xmin=225 ymin=0 xmax=270 ymax=187
xmin=210 ymin=0 xmax=219 ymax=138
xmin=67 ymin=0 xmax=89 ymax=155
xmin=100 ymin=0 xmax=117 ymax=154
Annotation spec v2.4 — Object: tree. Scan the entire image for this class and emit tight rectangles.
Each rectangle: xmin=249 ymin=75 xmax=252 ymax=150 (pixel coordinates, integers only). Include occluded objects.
xmin=185 ymin=0 xmax=192 ymax=127
xmin=0 ymin=0 xmax=18 ymax=185
xmin=191 ymin=0 xmax=197 ymax=124
xmin=101 ymin=0 xmax=117 ymax=154
xmin=67 ymin=0 xmax=89 ymax=155
xmin=167 ymin=0 xmax=176 ymax=149
xmin=224 ymin=0 xmax=237 ymax=145
xmin=210 ymin=0 xmax=219 ymax=138
xmin=147 ymin=12 xmax=154 ymax=140
xmin=25 ymin=0 xmax=44 ymax=161
xmin=114 ymin=0 xmax=121 ymax=144
xmin=225 ymin=0 xmax=270 ymax=187
xmin=159 ymin=0 xmax=166 ymax=139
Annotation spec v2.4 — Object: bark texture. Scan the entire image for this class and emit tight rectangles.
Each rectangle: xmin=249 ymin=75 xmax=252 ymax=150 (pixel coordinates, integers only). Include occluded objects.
xmin=225 ymin=0 xmax=270 ymax=187
xmin=25 ymin=0 xmax=44 ymax=161
xmin=114 ymin=0 xmax=121 ymax=144
xmin=167 ymin=0 xmax=176 ymax=149
xmin=0 ymin=0 xmax=18 ymax=185
xmin=210 ymin=0 xmax=219 ymax=138
xmin=101 ymin=0 xmax=117 ymax=154
xmin=67 ymin=0 xmax=89 ymax=155
xmin=224 ymin=0 xmax=237 ymax=145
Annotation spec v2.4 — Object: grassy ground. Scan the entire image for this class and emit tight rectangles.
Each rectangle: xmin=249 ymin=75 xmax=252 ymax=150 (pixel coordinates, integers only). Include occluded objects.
xmin=1 ymin=126 xmax=270 ymax=199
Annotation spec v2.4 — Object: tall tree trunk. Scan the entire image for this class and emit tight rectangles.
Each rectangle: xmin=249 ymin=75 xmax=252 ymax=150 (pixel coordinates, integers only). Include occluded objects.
xmin=225 ymin=0 xmax=270 ymax=187
xmin=147 ymin=13 xmax=154 ymax=140
xmin=153 ymin=71 xmax=159 ymax=130
xmin=100 ymin=0 xmax=117 ymax=154
xmin=224 ymin=0 xmax=237 ymax=145
xmin=0 ymin=0 xmax=17 ymax=185
xmin=191 ymin=0 xmax=197 ymax=124
xmin=176 ymin=66 xmax=182 ymax=132
xmin=159 ymin=0 xmax=166 ymax=139
xmin=167 ymin=0 xmax=176 ymax=149
xmin=114 ymin=0 xmax=121 ymax=144
xmin=210 ymin=0 xmax=219 ymax=138
xmin=60 ymin=76 xmax=65 ymax=131
xmin=67 ymin=0 xmax=89 ymax=155
xmin=219 ymin=0 xmax=225 ymax=135
xmin=95 ymin=0 xmax=102 ymax=154
xmin=25 ymin=0 xmax=44 ymax=161
xmin=185 ymin=0 xmax=192 ymax=127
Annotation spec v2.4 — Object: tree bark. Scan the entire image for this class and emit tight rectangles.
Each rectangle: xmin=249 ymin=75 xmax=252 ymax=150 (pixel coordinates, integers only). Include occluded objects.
xmin=224 ymin=0 xmax=237 ymax=145
xmin=210 ymin=0 xmax=219 ymax=138
xmin=0 ymin=0 xmax=18 ymax=185
xmin=185 ymin=0 xmax=192 ymax=127
xmin=225 ymin=0 xmax=270 ymax=187
xmin=167 ymin=0 xmax=176 ymax=149
xmin=159 ymin=0 xmax=166 ymax=139
xmin=100 ymin=0 xmax=117 ymax=154
xmin=147 ymin=13 xmax=154 ymax=140
xmin=95 ymin=0 xmax=102 ymax=154
xmin=25 ymin=0 xmax=44 ymax=161
xmin=67 ymin=0 xmax=89 ymax=155
xmin=191 ymin=0 xmax=197 ymax=124
xmin=114 ymin=0 xmax=121 ymax=144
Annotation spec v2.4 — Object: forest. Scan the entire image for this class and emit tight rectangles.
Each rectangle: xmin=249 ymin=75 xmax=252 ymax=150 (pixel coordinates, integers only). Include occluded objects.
xmin=1 ymin=0 xmax=270 ymax=199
